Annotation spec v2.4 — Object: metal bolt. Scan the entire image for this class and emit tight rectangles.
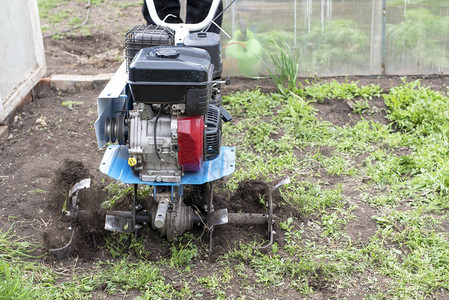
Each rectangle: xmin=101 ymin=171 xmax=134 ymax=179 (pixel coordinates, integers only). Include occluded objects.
xmin=134 ymin=224 xmax=142 ymax=230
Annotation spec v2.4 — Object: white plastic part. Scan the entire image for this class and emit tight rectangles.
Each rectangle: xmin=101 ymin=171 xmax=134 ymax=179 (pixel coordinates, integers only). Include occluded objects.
xmin=145 ymin=0 xmax=222 ymax=44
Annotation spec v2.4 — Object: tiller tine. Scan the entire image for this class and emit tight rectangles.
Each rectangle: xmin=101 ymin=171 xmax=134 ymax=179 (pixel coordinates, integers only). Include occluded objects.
xmin=48 ymin=227 xmax=77 ymax=259
xmin=256 ymin=176 xmax=290 ymax=250
xmin=99 ymin=178 xmax=290 ymax=256
xmin=105 ymin=214 xmax=133 ymax=233
xmin=48 ymin=178 xmax=91 ymax=259
xmin=208 ymin=209 xmax=229 ymax=226
xmin=209 ymin=177 xmax=291 ymax=253
xmin=104 ymin=210 xmax=151 ymax=233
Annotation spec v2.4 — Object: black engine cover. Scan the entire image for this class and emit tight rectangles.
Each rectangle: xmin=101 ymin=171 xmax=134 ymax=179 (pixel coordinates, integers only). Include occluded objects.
xmin=128 ymin=46 xmax=213 ymax=116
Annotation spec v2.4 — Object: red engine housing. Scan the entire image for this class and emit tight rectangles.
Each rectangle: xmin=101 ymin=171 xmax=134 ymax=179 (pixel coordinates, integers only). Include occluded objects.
xmin=177 ymin=116 xmax=204 ymax=172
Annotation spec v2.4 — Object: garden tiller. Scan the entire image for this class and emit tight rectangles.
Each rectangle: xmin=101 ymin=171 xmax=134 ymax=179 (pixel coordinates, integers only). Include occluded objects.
xmin=51 ymin=0 xmax=288 ymax=257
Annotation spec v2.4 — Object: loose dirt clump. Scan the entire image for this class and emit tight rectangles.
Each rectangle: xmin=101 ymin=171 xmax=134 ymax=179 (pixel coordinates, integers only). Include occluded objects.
xmin=45 ymin=159 xmax=110 ymax=259
xmin=47 ymin=159 xmax=89 ymax=211
xmin=227 ymin=180 xmax=269 ymax=213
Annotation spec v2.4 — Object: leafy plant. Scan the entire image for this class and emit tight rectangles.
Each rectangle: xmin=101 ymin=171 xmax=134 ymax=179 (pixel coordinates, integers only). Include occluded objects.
xmin=304 ymin=80 xmax=383 ymax=102
xmin=384 ymin=78 xmax=449 ymax=134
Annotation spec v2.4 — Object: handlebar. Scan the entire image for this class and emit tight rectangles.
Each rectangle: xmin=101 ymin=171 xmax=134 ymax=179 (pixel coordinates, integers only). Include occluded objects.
xmin=145 ymin=0 xmax=222 ymax=44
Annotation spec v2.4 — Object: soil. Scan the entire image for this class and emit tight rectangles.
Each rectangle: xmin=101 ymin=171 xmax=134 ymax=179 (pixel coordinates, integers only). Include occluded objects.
xmin=2 ymin=2 xmax=449 ymax=298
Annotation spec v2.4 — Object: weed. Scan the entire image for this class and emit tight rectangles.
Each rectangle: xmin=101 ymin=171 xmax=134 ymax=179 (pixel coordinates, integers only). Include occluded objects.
xmin=321 ymin=154 xmax=358 ymax=176
xmin=102 ymin=182 xmax=152 ymax=209
xmin=222 ymin=88 xmax=280 ymax=118
xmin=281 ymin=182 xmax=346 ymax=216
xmin=104 ymin=233 xmax=147 ymax=259
xmin=266 ymin=35 xmax=301 ymax=95
xmin=304 ymin=80 xmax=383 ymax=102
xmin=0 ymin=226 xmax=41 ymax=260
xmin=61 ymin=101 xmax=83 ymax=110
xmin=352 ymin=99 xmax=371 ymax=114
xmin=37 ymin=0 xmax=70 ymax=18
xmin=169 ymin=236 xmax=198 ymax=268
xmin=321 ymin=212 xmax=347 ymax=237
xmin=197 ymin=274 xmax=221 ymax=290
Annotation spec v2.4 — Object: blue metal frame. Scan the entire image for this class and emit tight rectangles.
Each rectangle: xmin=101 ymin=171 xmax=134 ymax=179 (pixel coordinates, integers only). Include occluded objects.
xmin=99 ymin=145 xmax=236 ymax=186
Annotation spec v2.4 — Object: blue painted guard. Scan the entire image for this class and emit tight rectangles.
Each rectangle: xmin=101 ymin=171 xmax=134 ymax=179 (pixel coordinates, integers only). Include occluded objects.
xmin=99 ymin=145 xmax=236 ymax=186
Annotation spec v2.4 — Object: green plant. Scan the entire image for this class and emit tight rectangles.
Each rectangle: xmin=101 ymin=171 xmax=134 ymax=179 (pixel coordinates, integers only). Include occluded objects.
xmin=0 ymin=262 xmax=36 ymax=299
xmin=169 ymin=237 xmax=198 ymax=268
xmin=37 ymin=0 xmax=70 ymax=18
xmin=26 ymin=189 xmax=47 ymax=194
xmin=102 ymin=182 xmax=152 ymax=209
xmin=304 ymin=80 xmax=383 ymax=102
xmin=352 ymin=99 xmax=371 ymax=114
xmin=280 ymin=182 xmax=346 ymax=216
xmin=321 ymin=212 xmax=347 ymax=237
xmin=0 ymin=226 xmax=41 ymax=260
xmin=104 ymin=233 xmax=148 ymax=258
xmin=61 ymin=101 xmax=83 ymax=110
xmin=266 ymin=34 xmax=301 ymax=95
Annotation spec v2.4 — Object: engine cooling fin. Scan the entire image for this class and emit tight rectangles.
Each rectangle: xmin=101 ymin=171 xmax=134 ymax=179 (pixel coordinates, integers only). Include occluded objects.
xmin=205 ymin=105 xmax=221 ymax=161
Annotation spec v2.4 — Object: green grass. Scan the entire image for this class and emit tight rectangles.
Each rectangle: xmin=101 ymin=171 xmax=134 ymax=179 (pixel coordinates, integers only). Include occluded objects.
xmin=37 ymin=0 xmax=70 ymax=19
xmin=221 ymin=78 xmax=449 ymax=298
xmin=0 ymin=261 xmax=37 ymax=299
xmin=38 ymin=0 xmax=109 ymax=36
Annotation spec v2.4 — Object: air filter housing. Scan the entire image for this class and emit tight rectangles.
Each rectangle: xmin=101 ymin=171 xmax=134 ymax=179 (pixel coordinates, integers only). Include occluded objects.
xmin=125 ymin=25 xmax=174 ymax=70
